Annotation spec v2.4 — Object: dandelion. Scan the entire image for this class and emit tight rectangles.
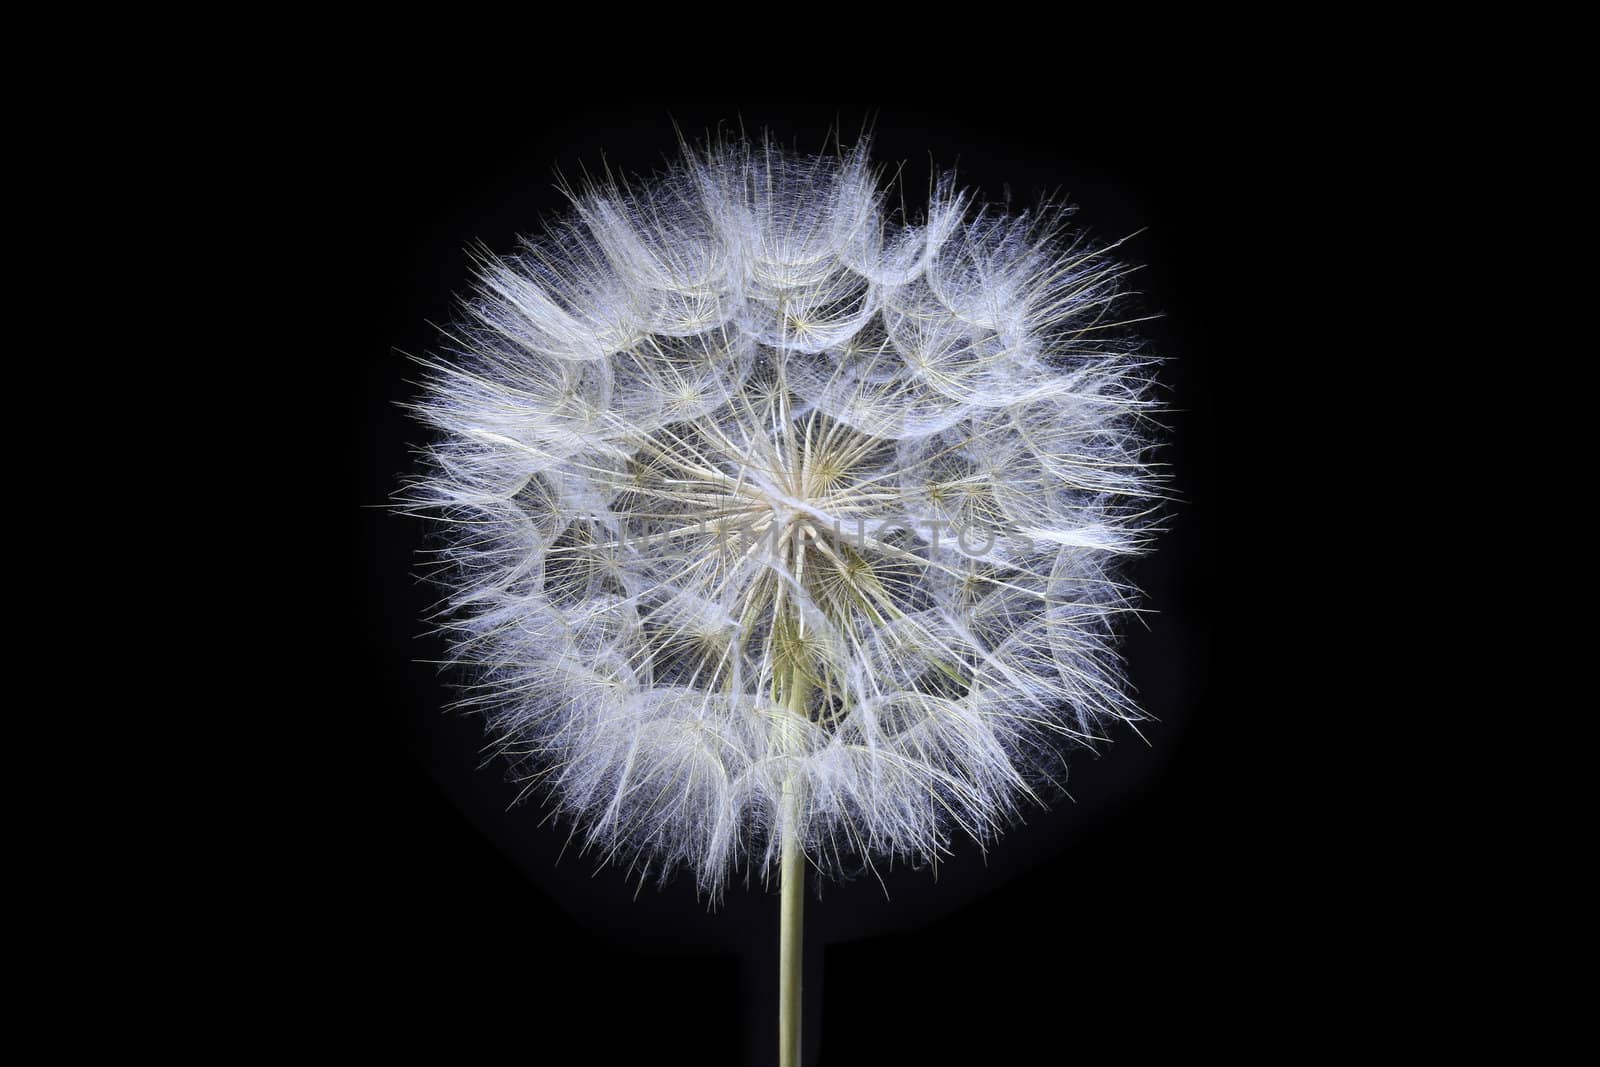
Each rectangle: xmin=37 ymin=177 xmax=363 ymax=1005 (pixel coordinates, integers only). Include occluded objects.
xmin=399 ymin=134 xmax=1164 ymax=1065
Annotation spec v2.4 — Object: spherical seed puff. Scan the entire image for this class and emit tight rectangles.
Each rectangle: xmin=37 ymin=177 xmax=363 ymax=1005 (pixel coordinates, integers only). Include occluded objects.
xmin=401 ymin=138 xmax=1164 ymax=898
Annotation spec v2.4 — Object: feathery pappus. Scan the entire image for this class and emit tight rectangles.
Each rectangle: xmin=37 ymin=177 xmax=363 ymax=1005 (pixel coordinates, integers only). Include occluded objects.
xmin=400 ymin=136 xmax=1166 ymax=900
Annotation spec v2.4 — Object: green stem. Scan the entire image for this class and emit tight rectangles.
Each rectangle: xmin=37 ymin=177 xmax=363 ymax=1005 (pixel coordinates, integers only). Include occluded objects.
xmin=779 ymin=790 xmax=803 ymax=1067
xmin=778 ymin=658 xmax=809 ymax=1067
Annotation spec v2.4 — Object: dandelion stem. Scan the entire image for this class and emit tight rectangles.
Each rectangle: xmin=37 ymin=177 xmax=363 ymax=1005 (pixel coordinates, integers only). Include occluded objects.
xmin=779 ymin=796 xmax=803 ymax=1067
xmin=779 ymin=660 xmax=808 ymax=1067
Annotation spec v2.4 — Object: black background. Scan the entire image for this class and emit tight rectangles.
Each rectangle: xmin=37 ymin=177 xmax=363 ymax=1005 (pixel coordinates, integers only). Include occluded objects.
xmin=337 ymin=90 xmax=1303 ymax=1064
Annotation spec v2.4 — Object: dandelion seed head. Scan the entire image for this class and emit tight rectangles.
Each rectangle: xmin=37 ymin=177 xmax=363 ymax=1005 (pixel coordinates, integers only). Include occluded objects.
xmin=402 ymin=136 xmax=1165 ymax=898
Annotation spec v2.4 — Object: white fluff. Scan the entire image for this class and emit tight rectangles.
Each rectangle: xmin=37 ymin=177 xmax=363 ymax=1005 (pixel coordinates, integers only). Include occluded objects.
xmin=401 ymin=137 xmax=1164 ymax=898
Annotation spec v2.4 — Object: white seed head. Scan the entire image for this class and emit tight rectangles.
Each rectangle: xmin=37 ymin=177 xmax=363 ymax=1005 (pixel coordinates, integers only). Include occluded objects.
xmin=401 ymin=137 xmax=1165 ymax=898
